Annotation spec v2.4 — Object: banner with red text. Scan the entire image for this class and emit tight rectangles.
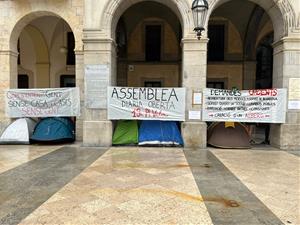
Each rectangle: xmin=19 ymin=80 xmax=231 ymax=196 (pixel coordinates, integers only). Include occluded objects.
xmin=5 ymin=88 xmax=80 ymax=118
xmin=202 ymin=88 xmax=287 ymax=123
xmin=107 ymin=87 xmax=186 ymax=121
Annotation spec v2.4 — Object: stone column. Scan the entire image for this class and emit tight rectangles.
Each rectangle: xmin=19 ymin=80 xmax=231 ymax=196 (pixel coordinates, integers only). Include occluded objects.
xmin=75 ymin=50 xmax=84 ymax=141
xmin=0 ymin=50 xmax=18 ymax=133
xmin=82 ymin=30 xmax=116 ymax=147
xmin=181 ymin=38 xmax=208 ymax=149
xmin=271 ymin=37 xmax=300 ymax=150
xmin=243 ymin=61 xmax=256 ymax=89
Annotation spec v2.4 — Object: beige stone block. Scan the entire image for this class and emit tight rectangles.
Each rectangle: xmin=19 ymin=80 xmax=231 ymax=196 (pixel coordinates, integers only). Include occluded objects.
xmin=84 ymin=109 xmax=107 ymax=121
xmin=270 ymin=124 xmax=300 ymax=150
xmin=286 ymin=112 xmax=300 ymax=124
xmin=181 ymin=122 xmax=207 ymax=149
xmin=76 ymin=119 xmax=83 ymax=141
xmin=0 ymin=118 xmax=11 ymax=135
xmin=83 ymin=121 xmax=112 ymax=147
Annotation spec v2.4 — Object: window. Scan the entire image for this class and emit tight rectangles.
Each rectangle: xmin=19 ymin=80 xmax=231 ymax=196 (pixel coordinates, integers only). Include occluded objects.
xmin=207 ymin=81 xmax=225 ymax=89
xmin=18 ymin=39 xmax=21 ymax=65
xmin=67 ymin=32 xmax=75 ymax=65
xmin=144 ymin=81 xmax=162 ymax=87
xmin=145 ymin=25 xmax=161 ymax=61
xmin=18 ymin=74 xmax=29 ymax=88
xmin=208 ymin=25 xmax=225 ymax=61
xmin=60 ymin=75 xmax=75 ymax=87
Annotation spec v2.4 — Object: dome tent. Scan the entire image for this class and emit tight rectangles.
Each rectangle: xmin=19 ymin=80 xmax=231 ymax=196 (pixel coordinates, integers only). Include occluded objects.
xmin=31 ymin=117 xmax=75 ymax=143
xmin=112 ymin=120 xmax=139 ymax=145
xmin=138 ymin=120 xmax=183 ymax=146
xmin=0 ymin=118 xmax=37 ymax=144
xmin=208 ymin=122 xmax=251 ymax=148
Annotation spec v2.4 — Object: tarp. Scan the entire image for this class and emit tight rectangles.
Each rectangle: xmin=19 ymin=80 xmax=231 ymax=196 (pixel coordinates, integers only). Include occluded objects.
xmin=207 ymin=122 xmax=250 ymax=148
xmin=107 ymin=87 xmax=186 ymax=121
xmin=138 ymin=120 xmax=183 ymax=146
xmin=112 ymin=120 xmax=138 ymax=145
xmin=31 ymin=117 xmax=75 ymax=143
xmin=0 ymin=118 xmax=37 ymax=144
xmin=6 ymin=88 xmax=80 ymax=118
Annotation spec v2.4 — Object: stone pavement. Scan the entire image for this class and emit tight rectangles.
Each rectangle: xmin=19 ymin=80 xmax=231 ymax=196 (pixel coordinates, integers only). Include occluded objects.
xmin=0 ymin=144 xmax=299 ymax=225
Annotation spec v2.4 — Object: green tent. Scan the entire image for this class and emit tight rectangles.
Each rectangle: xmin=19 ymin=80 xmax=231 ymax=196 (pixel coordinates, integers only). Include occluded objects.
xmin=112 ymin=120 xmax=138 ymax=145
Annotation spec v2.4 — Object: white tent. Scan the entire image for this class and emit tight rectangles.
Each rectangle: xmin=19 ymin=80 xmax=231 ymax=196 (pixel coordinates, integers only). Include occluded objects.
xmin=0 ymin=118 xmax=37 ymax=144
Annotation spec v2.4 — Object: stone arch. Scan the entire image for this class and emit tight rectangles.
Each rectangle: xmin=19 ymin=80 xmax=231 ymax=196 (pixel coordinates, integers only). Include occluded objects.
xmin=9 ymin=11 xmax=79 ymax=53
xmin=243 ymin=6 xmax=267 ymax=61
xmin=207 ymin=0 xmax=296 ymax=42
xmin=101 ymin=0 xmax=193 ymax=40
xmin=9 ymin=11 xmax=79 ymax=89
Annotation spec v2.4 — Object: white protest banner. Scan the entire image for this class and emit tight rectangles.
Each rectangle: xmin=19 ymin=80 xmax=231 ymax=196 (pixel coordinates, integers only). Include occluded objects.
xmin=202 ymin=88 xmax=287 ymax=123
xmin=6 ymin=88 xmax=80 ymax=118
xmin=107 ymin=87 xmax=186 ymax=121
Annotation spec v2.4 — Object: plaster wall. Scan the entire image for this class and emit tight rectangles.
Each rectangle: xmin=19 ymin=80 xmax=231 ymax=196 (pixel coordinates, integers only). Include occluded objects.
xmin=127 ymin=64 xmax=180 ymax=87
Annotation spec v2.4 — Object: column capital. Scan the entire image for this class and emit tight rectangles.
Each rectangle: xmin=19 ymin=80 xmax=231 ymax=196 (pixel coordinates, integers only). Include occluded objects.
xmin=181 ymin=38 xmax=209 ymax=52
xmin=272 ymin=37 xmax=300 ymax=54
xmin=74 ymin=50 xmax=84 ymax=55
xmin=0 ymin=50 xmax=18 ymax=57
xmin=181 ymin=37 xmax=209 ymax=44
xmin=82 ymin=29 xmax=116 ymax=46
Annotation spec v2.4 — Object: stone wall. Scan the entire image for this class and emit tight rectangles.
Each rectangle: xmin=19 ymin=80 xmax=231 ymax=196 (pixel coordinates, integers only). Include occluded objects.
xmin=0 ymin=0 xmax=299 ymax=149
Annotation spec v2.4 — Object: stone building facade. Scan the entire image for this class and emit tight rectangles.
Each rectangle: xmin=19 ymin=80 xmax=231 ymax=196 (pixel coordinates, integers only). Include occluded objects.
xmin=0 ymin=0 xmax=299 ymax=149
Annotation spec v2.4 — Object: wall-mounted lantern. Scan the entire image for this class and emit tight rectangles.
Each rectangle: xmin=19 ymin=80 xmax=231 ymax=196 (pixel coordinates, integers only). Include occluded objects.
xmin=191 ymin=0 xmax=209 ymax=40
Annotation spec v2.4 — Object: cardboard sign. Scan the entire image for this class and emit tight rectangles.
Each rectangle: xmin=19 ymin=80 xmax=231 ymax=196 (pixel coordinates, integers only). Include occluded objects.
xmin=202 ymin=88 xmax=287 ymax=123
xmin=107 ymin=87 xmax=186 ymax=121
xmin=6 ymin=88 xmax=80 ymax=118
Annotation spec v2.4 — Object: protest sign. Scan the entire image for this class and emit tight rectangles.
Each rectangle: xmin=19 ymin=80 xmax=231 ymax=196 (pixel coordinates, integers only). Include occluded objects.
xmin=202 ymin=88 xmax=287 ymax=123
xmin=85 ymin=64 xmax=109 ymax=109
xmin=6 ymin=88 xmax=80 ymax=118
xmin=107 ymin=87 xmax=186 ymax=121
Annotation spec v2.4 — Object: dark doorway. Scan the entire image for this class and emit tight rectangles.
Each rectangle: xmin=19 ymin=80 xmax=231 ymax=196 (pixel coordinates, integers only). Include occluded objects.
xmin=18 ymin=74 xmax=29 ymax=88
xmin=207 ymin=81 xmax=225 ymax=89
xmin=60 ymin=75 xmax=75 ymax=87
xmin=144 ymin=81 xmax=162 ymax=87
xmin=256 ymin=33 xmax=273 ymax=89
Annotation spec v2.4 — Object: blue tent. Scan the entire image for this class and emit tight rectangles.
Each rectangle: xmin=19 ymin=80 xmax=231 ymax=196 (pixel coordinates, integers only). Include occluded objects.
xmin=138 ymin=120 xmax=183 ymax=146
xmin=31 ymin=117 xmax=75 ymax=143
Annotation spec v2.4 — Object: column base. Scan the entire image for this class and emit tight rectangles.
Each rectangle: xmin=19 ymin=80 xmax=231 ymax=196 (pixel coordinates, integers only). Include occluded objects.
xmin=83 ymin=121 xmax=112 ymax=147
xmin=0 ymin=118 xmax=12 ymax=135
xmin=181 ymin=122 xmax=207 ymax=149
xmin=270 ymin=124 xmax=300 ymax=150
xmin=75 ymin=119 xmax=83 ymax=141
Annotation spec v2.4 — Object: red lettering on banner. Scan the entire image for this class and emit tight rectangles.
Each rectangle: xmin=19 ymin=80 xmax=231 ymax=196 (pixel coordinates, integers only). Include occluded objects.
xmin=132 ymin=107 xmax=167 ymax=118
xmin=248 ymin=89 xmax=277 ymax=96
xmin=132 ymin=108 xmax=142 ymax=117
xmin=246 ymin=112 xmax=265 ymax=119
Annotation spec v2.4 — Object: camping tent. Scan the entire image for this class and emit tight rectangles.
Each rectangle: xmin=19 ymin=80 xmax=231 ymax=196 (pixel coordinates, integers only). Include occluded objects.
xmin=112 ymin=120 xmax=138 ymax=145
xmin=0 ymin=118 xmax=37 ymax=144
xmin=138 ymin=120 xmax=183 ymax=146
xmin=31 ymin=117 xmax=75 ymax=143
xmin=207 ymin=122 xmax=250 ymax=148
